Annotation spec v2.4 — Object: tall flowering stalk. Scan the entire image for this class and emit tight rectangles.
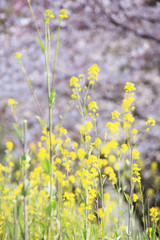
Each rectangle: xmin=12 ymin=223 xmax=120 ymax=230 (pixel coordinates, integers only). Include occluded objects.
xmin=43 ymin=9 xmax=68 ymax=240
xmin=15 ymin=4 xmax=68 ymax=239
xmin=69 ymin=64 xmax=100 ymax=239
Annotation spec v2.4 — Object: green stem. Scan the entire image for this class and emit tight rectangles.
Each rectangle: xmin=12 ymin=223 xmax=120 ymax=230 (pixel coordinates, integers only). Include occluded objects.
xmin=44 ymin=21 xmax=53 ymax=240
xmin=27 ymin=0 xmax=42 ymax=42
xmin=14 ymin=201 xmax=17 ymax=240
xmin=23 ymin=120 xmax=28 ymax=240
xmin=19 ymin=60 xmax=44 ymax=119
xmin=128 ymin=143 xmax=133 ymax=240
xmin=45 ymin=23 xmax=51 ymax=97
xmin=140 ymin=183 xmax=146 ymax=232
xmin=85 ymin=186 xmax=88 ymax=240
xmin=51 ymin=19 xmax=61 ymax=89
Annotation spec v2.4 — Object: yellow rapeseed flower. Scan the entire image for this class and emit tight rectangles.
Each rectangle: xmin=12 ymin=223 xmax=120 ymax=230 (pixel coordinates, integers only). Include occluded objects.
xmin=44 ymin=9 xmax=55 ymax=24
xmin=104 ymin=192 xmax=110 ymax=202
xmin=59 ymin=9 xmax=68 ymax=19
xmin=121 ymin=226 xmax=127 ymax=231
xmin=132 ymin=163 xmax=141 ymax=183
xmin=69 ymin=151 xmax=77 ymax=161
xmin=133 ymin=193 xmax=139 ymax=202
xmin=146 ymin=227 xmax=152 ymax=238
xmin=9 ymin=162 xmax=14 ymax=167
xmin=98 ymin=208 xmax=103 ymax=218
xmin=132 ymin=149 xmax=140 ymax=160
xmin=124 ymin=113 xmax=135 ymax=123
xmin=88 ymin=213 xmax=96 ymax=221
xmin=88 ymin=101 xmax=99 ymax=112
xmin=121 ymin=144 xmax=128 ymax=153
xmin=88 ymin=64 xmax=99 ymax=83
xmin=121 ymin=97 xmax=135 ymax=112
xmin=93 ymin=137 xmax=102 ymax=148
xmin=8 ymin=98 xmax=18 ymax=106
xmin=124 ymin=82 xmax=136 ymax=92
xmin=149 ymin=207 xmax=159 ymax=222
xmin=108 ymin=154 xmax=116 ymax=163
xmin=80 ymin=121 xmax=93 ymax=134
xmin=70 ymin=76 xmax=79 ymax=87
xmin=123 ymin=121 xmax=131 ymax=129
xmin=145 ymin=117 xmax=155 ymax=126
xmin=107 ymin=140 xmax=118 ymax=150
xmin=14 ymin=52 xmax=22 ymax=59
xmin=6 ymin=141 xmax=14 ymax=151
xmin=101 ymin=146 xmax=110 ymax=158
xmin=132 ymin=128 xmax=138 ymax=134
xmin=106 ymin=122 xmax=120 ymax=134
xmin=111 ymin=110 xmax=121 ymax=119
xmin=68 ymin=175 xmax=75 ymax=183
xmin=77 ymin=148 xmax=86 ymax=160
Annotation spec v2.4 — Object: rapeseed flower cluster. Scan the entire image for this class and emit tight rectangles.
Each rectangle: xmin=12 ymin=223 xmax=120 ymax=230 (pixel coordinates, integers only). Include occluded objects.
xmin=2 ymin=60 xmax=157 ymax=239
xmin=8 ymin=98 xmax=18 ymax=106
xmin=149 ymin=207 xmax=159 ymax=223
xmin=44 ymin=9 xmax=55 ymax=24
xmin=9 ymin=2 xmax=160 ymax=237
xmin=59 ymin=9 xmax=68 ymax=19
xmin=88 ymin=64 xmax=99 ymax=84
xmin=132 ymin=164 xmax=141 ymax=183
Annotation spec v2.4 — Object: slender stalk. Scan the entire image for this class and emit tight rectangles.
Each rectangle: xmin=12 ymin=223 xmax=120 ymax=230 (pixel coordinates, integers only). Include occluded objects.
xmin=45 ymin=22 xmax=53 ymax=203
xmin=100 ymin=172 xmax=104 ymax=239
xmin=44 ymin=20 xmax=53 ymax=240
xmin=14 ymin=202 xmax=17 ymax=240
xmin=140 ymin=184 xmax=146 ymax=232
xmin=85 ymin=186 xmax=88 ymax=240
xmin=51 ymin=19 xmax=61 ymax=89
xmin=128 ymin=143 xmax=133 ymax=240
xmin=19 ymin=61 xmax=44 ymax=119
xmin=45 ymin=22 xmax=51 ymax=96
xmin=23 ymin=120 xmax=28 ymax=240
xmin=57 ymin=181 xmax=62 ymax=240
xmin=27 ymin=0 xmax=42 ymax=42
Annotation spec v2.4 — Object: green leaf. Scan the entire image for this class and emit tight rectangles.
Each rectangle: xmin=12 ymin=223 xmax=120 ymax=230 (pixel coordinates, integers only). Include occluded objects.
xmin=88 ymin=147 xmax=93 ymax=158
xmin=55 ymin=140 xmax=63 ymax=154
xmin=83 ymin=229 xmax=86 ymax=240
xmin=124 ymin=192 xmax=132 ymax=205
xmin=50 ymin=33 xmax=54 ymax=40
xmin=39 ymin=222 xmax=45 ymax=235
xmin=131 ymin=166 xmax=134 ymax=175
xmin=84 ymin=106 xmax=88 ymax=116
xmin=17 ymin=200 xmax=23 ymax=220
xmin=36 ymin=116 xmax=47 ymax=128
xmin=35 ymin=38 xmax=45 ymax=51
xmin=49 ymin=89 xmax=56 ymax=107
xmin=43 ymin=158 xmax=51 ymax=174
xmin=45 ymin=201 xmax=56 ymax=216
xmin=13 ymin=122 xmax=22 ymax=140
xmin=27 ymin=79 xmax=32 ymax=87
xmin=63 ymin=231 xmax=69 ymax=239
